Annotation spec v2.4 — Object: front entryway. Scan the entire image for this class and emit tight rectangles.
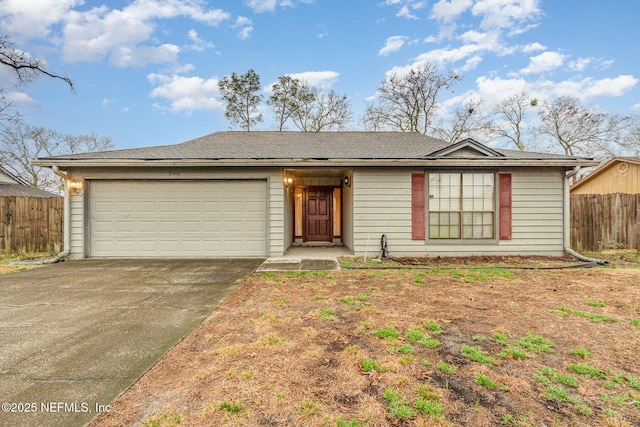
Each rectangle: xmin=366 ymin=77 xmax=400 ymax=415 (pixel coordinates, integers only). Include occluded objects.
xmin=304 ymin=187 xmax=333 ymax=242
xmin=285 ymin=168 xmax=352 ymax=252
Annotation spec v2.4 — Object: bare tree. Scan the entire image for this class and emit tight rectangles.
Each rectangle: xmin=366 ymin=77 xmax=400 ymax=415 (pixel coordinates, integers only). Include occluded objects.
xmin=1 ymin=35 xmax=74 ymax=128
xmin=535 ymin=96 xmax=631 ymax=157
xmin=492 ymin=91 xmax=537 ymax=150
xmin=0 ymin=124 xmax=112 ymax=192
xmin=0 ymin=91 xmax=20 ymax=125
xmin=218 ymin=69 xmax=263 ymax=131
xmin=1 ymin=35 xmax=73 ymax=90
xmin=617 ymin=115 xmax=640 ymax=156
xmin=361 ymin=62 xmax=460 ymax=134
xmin=290 ymin=85 xmax=352 ymax=132
xmin=431 ymin=98 xmax=492 ymax=144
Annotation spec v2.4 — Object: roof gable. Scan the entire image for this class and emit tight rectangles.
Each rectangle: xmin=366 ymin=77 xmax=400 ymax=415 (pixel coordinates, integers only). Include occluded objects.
xmin=0 ymin=165 xmax=28 ymax=186
xmin=428 ymin=138 xmax=505 ymax=158
xmin=571 ymin=157 xmax=640 ymax=192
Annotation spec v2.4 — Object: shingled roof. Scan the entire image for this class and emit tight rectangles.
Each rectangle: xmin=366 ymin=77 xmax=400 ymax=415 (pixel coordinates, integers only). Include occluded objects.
xmin=35 ymin=131 xmax=595 ymax=168
xmin=0 ymin=183 xmax=61 ymax=198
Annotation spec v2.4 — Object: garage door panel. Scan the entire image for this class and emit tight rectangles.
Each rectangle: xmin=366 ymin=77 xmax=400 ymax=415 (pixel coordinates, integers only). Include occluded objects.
xmin=89 ymin=180 xmax=268 ymax=257
xmin=115 ymin=221 xmax=136 ymax=232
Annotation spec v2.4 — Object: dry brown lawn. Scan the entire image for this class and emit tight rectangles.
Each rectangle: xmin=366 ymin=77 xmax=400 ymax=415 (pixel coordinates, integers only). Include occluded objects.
xmin=0 ymin=253 xmax=50 ymax=274
xmin=91 ymin=257 xmax=640 ymax=427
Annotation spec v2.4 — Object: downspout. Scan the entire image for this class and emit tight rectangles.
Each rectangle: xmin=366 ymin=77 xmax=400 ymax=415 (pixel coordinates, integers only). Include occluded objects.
xmin=563 ymin=166 xmax=608 ymax=265
xmin=10 ymin=166 xmax=70 ymax=265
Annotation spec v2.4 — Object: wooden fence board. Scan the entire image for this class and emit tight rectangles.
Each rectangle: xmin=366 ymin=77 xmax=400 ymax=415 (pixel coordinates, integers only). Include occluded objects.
xmin=0 ymin=196 xmax=63 ymax=254
xmin=571 ymin=193 xmax=640 ymax=251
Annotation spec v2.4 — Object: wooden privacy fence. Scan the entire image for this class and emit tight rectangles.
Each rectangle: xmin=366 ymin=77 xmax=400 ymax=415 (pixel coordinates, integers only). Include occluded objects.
xmin=0 ymin=196 xmax=64 ymax=254
xmin=571 ymin=193 xmax=640 ymax=252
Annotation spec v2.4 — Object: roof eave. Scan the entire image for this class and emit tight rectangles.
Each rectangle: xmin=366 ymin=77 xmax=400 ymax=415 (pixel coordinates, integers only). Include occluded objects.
xmin=34 ymin=157 xmax=598 ymax=169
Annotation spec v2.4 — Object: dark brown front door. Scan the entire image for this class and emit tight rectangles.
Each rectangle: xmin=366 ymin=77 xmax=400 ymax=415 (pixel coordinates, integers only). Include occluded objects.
xmin=304 ymin=187 xmax=332 ymax=242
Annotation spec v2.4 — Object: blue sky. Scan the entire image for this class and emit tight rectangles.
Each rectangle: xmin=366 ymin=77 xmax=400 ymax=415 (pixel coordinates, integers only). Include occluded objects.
xmin=1 ymin=0 xmax=638 ymax=150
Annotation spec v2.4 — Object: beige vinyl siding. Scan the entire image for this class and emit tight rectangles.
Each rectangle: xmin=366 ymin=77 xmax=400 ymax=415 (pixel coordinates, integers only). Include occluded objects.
xmin=65 ymin=167 xmax=286 ymax=258
xmin=342 ymin=171 xmax=354 ymax=250
xmin=283 ymin=185 xmax=293 ymax=251
xmin=508 ymin=169 xmax=564 ymax=252
xmin=269 ymin=174 xmax=285 ymax=256
xmin=352 ymin=167 xmax=567 ymax=256
xmin=352 ymin=168 xmax=424 ymax=255
xmin=70 ymin=193 xmax=84 ymax=259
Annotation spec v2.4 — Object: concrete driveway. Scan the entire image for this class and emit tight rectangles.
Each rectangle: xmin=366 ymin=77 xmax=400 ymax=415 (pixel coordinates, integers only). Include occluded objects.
xmin=0 ymin=258 xmax=262 ymax=427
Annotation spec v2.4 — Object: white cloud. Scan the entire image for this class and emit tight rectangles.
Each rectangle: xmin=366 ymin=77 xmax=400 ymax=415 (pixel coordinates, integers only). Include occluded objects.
xmin=582 ymin=75 xmax=638 ymax=98
xmin=383 ymin=0 xmax=427 ymax=20
xmin=4 ymin=91 xmax=40 ymax=107
xmin=287 ymin=71 xmax=339 ymax=89
xmin=59 ymin=1 xmax=230 ymax=65
xmin=568 ymin=57 xmax=615 ymax=72
xmin=522 ymin=42 xmax=545 ymax=52
xmin=397 ymin=5 xmax=418 ymax=19
xmin=0 ymin=0 xmax=82 ymax=38
xmin=432 ymin=0 xmax=473 ymax=23
xmin=520 ymin=51 xmax=565 ymax=74
xmin=115 ymin=44 xmax=181 ymax=68
xmin=101 ymin=98 xmax=115 ymax=109
xmin=413 ymin=42 xmax=490 ymax=65
xmin=462 ymin=55 xmax=482 ymax=71
xmin=148 ymin=73 xmax=224 ymax=112
xmin=472 ymin=0 xmax=542 ymax=30
xmin=245 ymin=0 xmax=277 ymax=13
xmin=471 ymin=74 xmax=638 ymax=113
xmin=568 ymin=57 xmax=592 ymax=72
xmin=265 ymin=71 xmax=339 ymax=91
xmin=633 ymin=103 xmax=640 ymax=110
xmin=379 ymin=36 xmax=408 ymax=56
xmin=244 ymin=0 xmax=313 ymax=13
xmin=233 ymin=16 xmax=253 ymax=39
xmin=459 ymin=29 xmax=499 ymax=45
xmin=187 ymin=29 xmax=215 ymax=52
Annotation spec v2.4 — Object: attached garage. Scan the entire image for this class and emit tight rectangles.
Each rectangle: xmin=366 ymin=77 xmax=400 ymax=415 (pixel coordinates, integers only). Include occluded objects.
xmin=87 ymin=180 xmax=268 ymax=257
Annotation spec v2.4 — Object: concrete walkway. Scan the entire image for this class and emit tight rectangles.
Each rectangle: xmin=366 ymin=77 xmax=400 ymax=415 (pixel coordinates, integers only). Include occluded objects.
xmin=0 ymin=259 xmax=262 ymax=427
xmin=257 ymin=246 xmax=351 ymax=271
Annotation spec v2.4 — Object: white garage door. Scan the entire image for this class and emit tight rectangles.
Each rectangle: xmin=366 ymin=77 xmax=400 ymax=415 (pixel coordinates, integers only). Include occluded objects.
xmin=88 ymin=180 xmax=268 ymax=257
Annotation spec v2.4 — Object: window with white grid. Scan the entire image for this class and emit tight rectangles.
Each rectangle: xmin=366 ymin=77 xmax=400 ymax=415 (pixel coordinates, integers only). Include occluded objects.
xmin=428 ymin=173 xmax=495 ymax=240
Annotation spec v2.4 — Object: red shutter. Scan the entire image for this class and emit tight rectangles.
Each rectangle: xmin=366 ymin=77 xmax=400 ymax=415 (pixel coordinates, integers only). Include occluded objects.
xmin=499 ymin=173 xmax=512 ymax=240
xmin=412 ymin=173 xmax=426 ymax=240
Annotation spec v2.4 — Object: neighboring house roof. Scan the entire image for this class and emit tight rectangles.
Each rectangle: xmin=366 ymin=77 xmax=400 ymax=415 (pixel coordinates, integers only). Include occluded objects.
xmin=0 ymin=183 xmax=61 ymax=198
xmin=35 ymin=131 xmax=596 ymax=168
xmin=571 ymin=157 xmax=640 ymax=192
xmin=0 ymin=165 xmax=29 ymax=186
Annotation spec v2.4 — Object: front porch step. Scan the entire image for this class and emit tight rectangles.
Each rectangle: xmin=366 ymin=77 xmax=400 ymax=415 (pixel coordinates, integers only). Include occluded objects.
xmin=257 ymin=258 xmax=340 ymax=272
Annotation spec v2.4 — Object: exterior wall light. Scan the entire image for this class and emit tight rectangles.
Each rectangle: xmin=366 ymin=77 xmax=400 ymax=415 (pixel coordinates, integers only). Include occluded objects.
xmin=344 ymin=177 xmax=350 ymax=187
xmin=68 ymin=180 xmax=84 ymax=194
